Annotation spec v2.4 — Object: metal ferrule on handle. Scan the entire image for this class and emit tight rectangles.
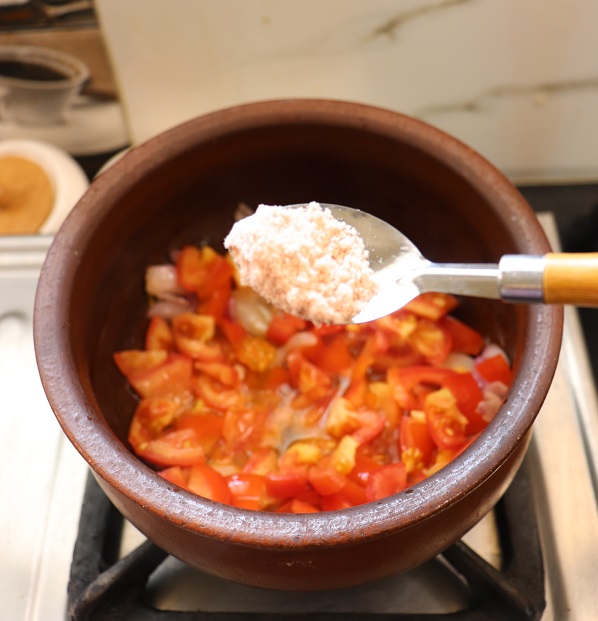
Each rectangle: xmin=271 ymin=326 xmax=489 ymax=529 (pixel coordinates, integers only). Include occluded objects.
xmin=499 ymin=255 xmax=546 ymax=303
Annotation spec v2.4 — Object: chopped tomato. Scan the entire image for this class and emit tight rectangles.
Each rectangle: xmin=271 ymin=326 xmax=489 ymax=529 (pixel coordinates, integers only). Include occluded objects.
xmin=195 ymin=254 xmax=234 ymax=299
xmin=219 ymin=317 xmax=247 ymax=346
xmin=309 ymin=333 xmax=354 ymax=374
xmin=404 ymin=292 xmax=459 ymax=321
xmin=388 ymin=365 xmax=483 ymax=430
xmin=289 ymin=499 xmax=321 ymax=514
xmin=399 ymin=412 xmax=436 ymax=470
xmin=145 ymin=316 xmax=174 ymax=351
xmin=194 ymin=361 xmax=239 ymax=387
xmin=366 ymin=463 xmax=408 ymax=502
xmin=227 ymin=473 xmax=270 ymax=510
xmin=176 ymin=245 xmax=227 ymax=295
xmin=347 ymin=453 xmax=383 ymax=487
xmin=424 ymin=388 xmax=469 ymax=450
xmin=476 ymin=354 xmax=513 ymax=386
xmin=194 ymin=374 xmax=241 ymax=411
xmin=266 ymin=312 xmax=307 ymax=345
xmin=125 ymin=353 xmax=193 ymax=400
xmin=114 ymin=350 xmax=168 ymax=378
xmin=128 ymin=397 xmax=180 ymax=451
xmin=235 ymin=335 xmax=276 ymax=372
xmin=136 ymin=429 xmax=206 ymax=468
xmin=409 ymin=319 xmax=452 ymax=365
xmin=171 ymin=313 xmax=221 ymax=360
xmin=288 ymin=352 xmax=334 ymax=401
xmin=116 ymin=244 xmax=511 ymax=513
xmin=308 ymin=461 xmax=346 ymax=496
xmin=187 ymin=464 xmax=232 ymax=504
xmin=173 ymin=411 xmax=224 ymax=456
xmin=198 ymin=281 xmax=231 ymax=320
xmin=441 ymin=315 xmax=485 ymax=356
xmin=265 ymin=470 xmax=309 ymax=499
xmin=158 ymin=466 xmax=189 ymax=488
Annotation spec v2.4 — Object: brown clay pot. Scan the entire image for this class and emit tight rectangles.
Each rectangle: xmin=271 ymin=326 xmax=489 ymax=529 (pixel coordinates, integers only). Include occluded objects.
xmin=34 ymin=99 xmax=562 ymax=591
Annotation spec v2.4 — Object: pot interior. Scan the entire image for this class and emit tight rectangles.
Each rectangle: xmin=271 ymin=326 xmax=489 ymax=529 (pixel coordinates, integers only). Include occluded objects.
xmin=65 ymin=106 xmax=536 ymax=455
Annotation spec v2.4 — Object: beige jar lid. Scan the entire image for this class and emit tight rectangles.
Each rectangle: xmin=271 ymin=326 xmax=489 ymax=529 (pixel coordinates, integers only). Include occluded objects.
xmin=0 ymin=139 xmax=88 ymax=235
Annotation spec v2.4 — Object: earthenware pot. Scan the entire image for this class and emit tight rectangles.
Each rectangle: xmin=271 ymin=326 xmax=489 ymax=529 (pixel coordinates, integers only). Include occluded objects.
xmin=34 ymin=99 xmax=562 ymax=591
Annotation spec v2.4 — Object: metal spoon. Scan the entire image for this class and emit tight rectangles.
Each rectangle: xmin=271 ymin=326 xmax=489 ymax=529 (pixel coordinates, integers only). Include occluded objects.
xmin=308 ymin=203 xmax=598 ymax=324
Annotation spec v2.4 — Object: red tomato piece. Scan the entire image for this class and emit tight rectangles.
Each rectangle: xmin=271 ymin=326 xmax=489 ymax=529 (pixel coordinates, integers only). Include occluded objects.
xmin=126 ymin=354 xmax=194 ymax=400
xmin=320 ymin=493 xmax=353 ymax=511
xmin=388 ymin=366 xmax=483 ymax=429
xmin=289 ymin=499 xmax=321 ymax=514
xmin=145 ymin=316 xmax=174 ymax=351
xmin=235 ymin=335 xmax=276 ymax=372
xmin=114 ymin=350 xmax=168 ymax=378
xmin=424 ymin=388 xmax=469 ymax=450
xmin=339 ymin=478 xmax=368 ymax=506
xmin=288 ymin=352 xmax=334 ymax=401
xmin=193 ymin=374 xmax=241 ymax=411
xmin=320 ymin=477 xmax=370 ymax=510
xmin=227 ymin=473 xmax=269 ymax=510
xmin=365 ymin=463 xmax=408 ymax=502
xmin=173 ymin=412 xmax=224 ymax=456
xmin=137 ymin=429 xmax=206 ymax=468
xmin=198 ymin=281 xmax=231 ymax=320
xmin=308 ymin=463 xmax=346 ymax=496
xmin=219 ymin=318 xmax=247 ymax=346
xmin=158 ymin=466 xmax=190 ymax=488
xmin=176 ymin=246 xmax=218 ymax=293
xmin=194 ymin=361 xmax=239 ymax=387
xmin=476 ymin=354 xmax=513 ymax=386
xmin=409 ymin=318 xmax=452 ymax=365
xmin=187 ymin=464 xmax=232 ymax=504
xmin=171 ymin=313 xmax=222 ymax=360
xmin=441 ymin=316 xmax=485 ymax=356
xmin=242 ymin=448 xmax=278 ymax=476
xmin=347 ymin=453 xmax=383 ymax=487
xmin=265 ymin=470 xmax=309 ymax=499
xmin=403 ymin=292 xmax=459 ymax=321
xmin=310 ymin=333 xmax=354 ymax=374
xmin=128 ymin=397 xmax=180 ymax=451
xmin=399 ymin=413 xmax=436 ymax=469
xmin=195 ymin=255 xmax=234 ymax=299
xmin=266 ymin=312 xmax=307 ymax=345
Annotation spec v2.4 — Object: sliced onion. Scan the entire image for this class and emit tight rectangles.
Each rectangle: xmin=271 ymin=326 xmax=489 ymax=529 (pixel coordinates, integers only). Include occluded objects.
xmin=147 ymin=295 xmax=194 ymax=319
xmin=477 ymin=381 xmax=509 ymax=422
xmin=229 ymin=287 xmax=274 ymax=337
xmin=145 ymin=265 xmax=185 ymax=298
xmin=274 ymin=331 xmax=319 ymax=366
xmin=476 ymin=343 xmax=509 ymax=363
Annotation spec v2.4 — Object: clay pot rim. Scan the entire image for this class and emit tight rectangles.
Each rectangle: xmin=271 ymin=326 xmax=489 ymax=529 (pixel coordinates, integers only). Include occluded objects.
xmin=34 ymin=98 xmax=563 ymax=550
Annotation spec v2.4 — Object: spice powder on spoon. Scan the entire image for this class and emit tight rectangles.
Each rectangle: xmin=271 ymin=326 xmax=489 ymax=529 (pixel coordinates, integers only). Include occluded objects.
xmin=224 ymin=202 xmax=378 ymax=325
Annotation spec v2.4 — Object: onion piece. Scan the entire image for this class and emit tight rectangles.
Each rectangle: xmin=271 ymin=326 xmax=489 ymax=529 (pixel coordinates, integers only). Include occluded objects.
xmin=145 ymin=265 xmax=185 ymax=298
xmin=477 ymin=381 xmax=509 ymax=422
xmin=148 ymin=295 xmax=194 ymax=319
xmin=273 ymin=331 xmax=319 ymax=367
xmin=229 ymin=287 xmax=274 ymax=337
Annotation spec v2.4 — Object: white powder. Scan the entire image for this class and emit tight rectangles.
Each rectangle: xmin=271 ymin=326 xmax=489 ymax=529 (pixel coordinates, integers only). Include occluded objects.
xmin=224 ymin=202 xmax=378 ymax=324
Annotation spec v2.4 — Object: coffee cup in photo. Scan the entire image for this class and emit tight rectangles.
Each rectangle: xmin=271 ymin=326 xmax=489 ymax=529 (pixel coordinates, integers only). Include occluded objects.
xmin=0 ymin=45 xmax=89 ymax=126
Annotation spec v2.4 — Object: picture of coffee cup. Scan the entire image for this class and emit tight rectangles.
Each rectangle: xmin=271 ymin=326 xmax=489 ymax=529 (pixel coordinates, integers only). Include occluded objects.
xmin=0 ymin=45 xmax=89 ymax=126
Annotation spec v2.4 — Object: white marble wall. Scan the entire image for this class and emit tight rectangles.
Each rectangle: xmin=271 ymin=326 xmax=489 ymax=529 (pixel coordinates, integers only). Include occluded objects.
xmin=96 ymin=0 xmax=598 ymax=183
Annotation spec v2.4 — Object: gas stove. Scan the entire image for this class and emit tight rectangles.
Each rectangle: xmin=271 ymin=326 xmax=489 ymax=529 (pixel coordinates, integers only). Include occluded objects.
xmin=2 ymin=207 xmax=598 ymax=620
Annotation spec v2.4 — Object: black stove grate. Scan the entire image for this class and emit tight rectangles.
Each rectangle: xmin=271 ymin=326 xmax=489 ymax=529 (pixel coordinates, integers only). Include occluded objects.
xmin=67 ymin=457 xmax=545 ymax=621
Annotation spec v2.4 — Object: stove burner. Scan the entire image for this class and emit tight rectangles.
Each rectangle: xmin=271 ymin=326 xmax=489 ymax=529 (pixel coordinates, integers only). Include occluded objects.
xmin=66 ymin=458 xmax=545 ymax=621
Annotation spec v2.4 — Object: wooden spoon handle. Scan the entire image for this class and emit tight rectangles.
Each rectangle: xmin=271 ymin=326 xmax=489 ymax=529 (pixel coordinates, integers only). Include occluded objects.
xmin=544 ymin=253 xmax=598 ymax=305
